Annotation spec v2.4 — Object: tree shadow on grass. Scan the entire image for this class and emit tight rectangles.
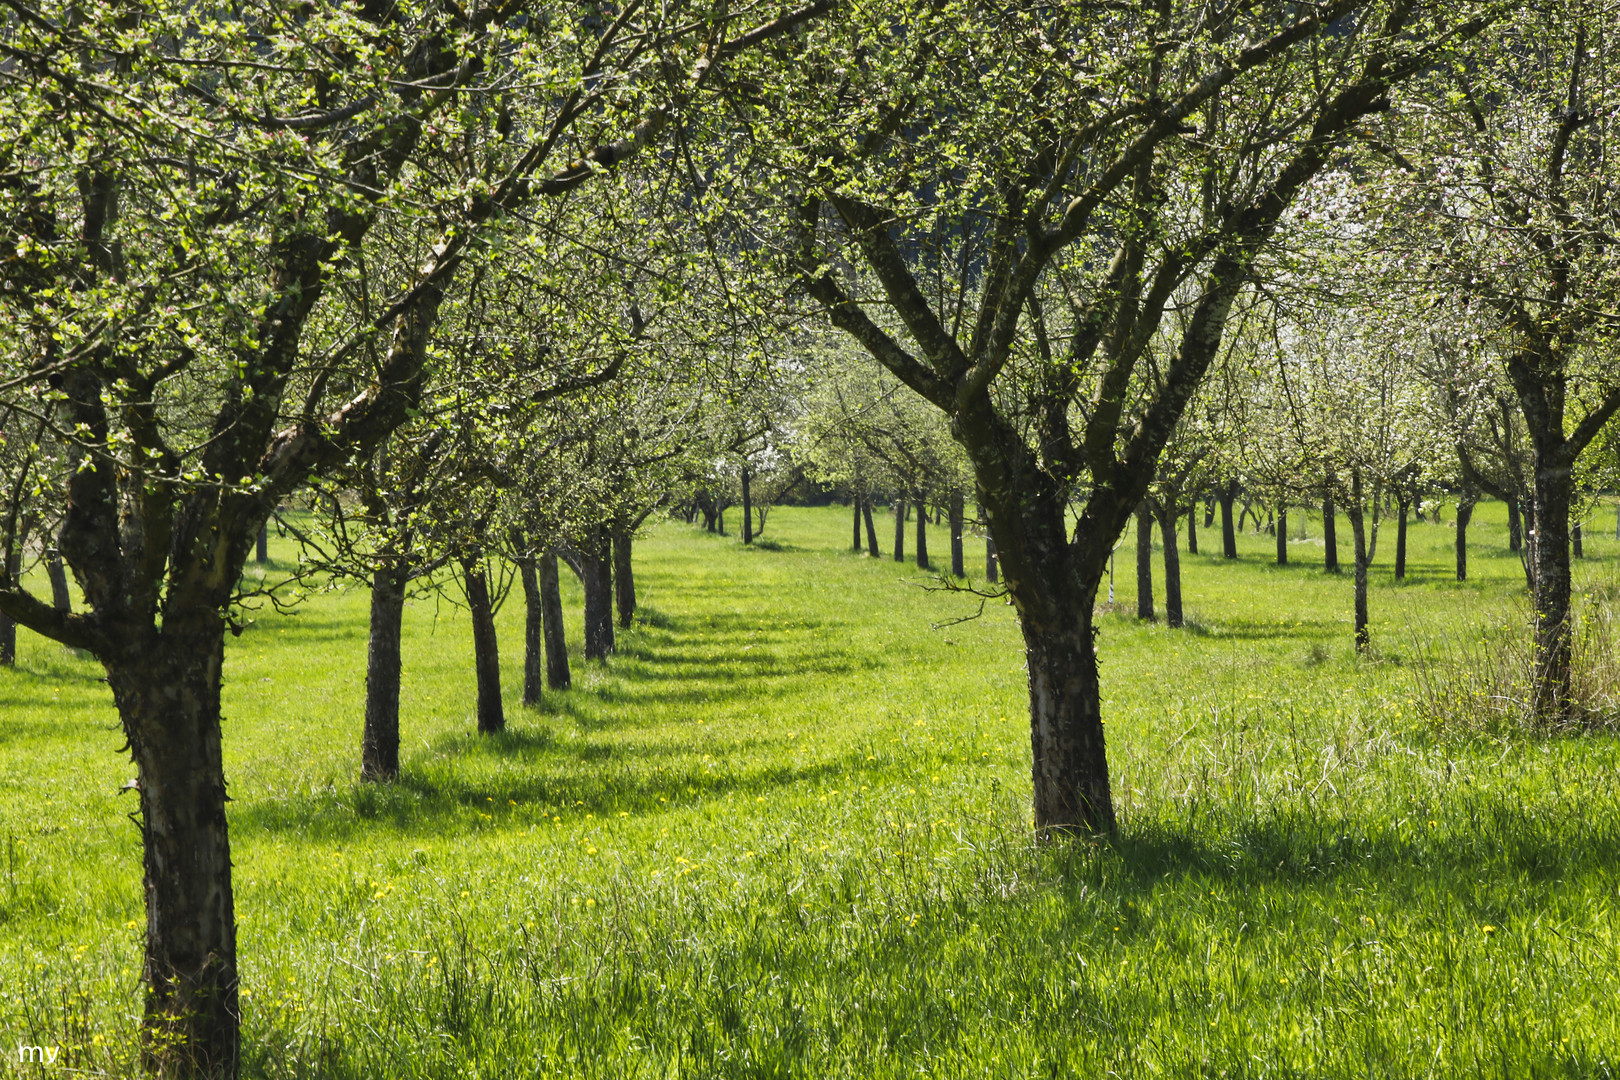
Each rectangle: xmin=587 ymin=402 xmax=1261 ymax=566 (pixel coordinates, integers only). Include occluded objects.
xmin=229 ymin=739 xmax=876 ymax=845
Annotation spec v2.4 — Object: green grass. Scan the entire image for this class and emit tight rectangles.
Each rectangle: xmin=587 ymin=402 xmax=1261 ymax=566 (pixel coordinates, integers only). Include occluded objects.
xmin=2 ymin=501 xmax=1619 ymax=1077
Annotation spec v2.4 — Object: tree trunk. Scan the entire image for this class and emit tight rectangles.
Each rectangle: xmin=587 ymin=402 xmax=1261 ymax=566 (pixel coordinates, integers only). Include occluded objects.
xmin=1021 ymin=592 xmax=1115 ymax=836
xmin=983 ymin=505 xmax=998 ymax=582
xmin=1508 ymin=497 xmax=1522 ymax=552
xmin=949 ymin=489 xmax=965 ymax=578
xmin=255 ymin=523 xmax=268 ymax=565
xmin=463 ymin=558 xmax=505 ymax=734
xmin=717 ymin=507 xmax=725 ymax=536
xmin=892 ymin=498 xmax=906 ymax=563
xmin=613 ymin=530 xmax=635 ymax=629
xmin=580 ymin=540 xmax=615 ymax=660
xmin=539 ymin=552 xmax=571 ymax=690
xmin=1204 ymin=497 xmax=1216 ymax=529
xmin=519 ymin=558 xmax=544 ymax=708
xmin=1276 ymin=507 xmax=1288 ymax=565
xmin=362 ymin=564 xmax=407 ymax=780
xmin=104 ymin=628 xmax=239 ymax=1079
xmin=741 ymin=468 xmax=753 ymax=545
xmin=914 ymin=494 xmax=930 ymax=570
xmin=862 ymin=499 xmax=881 ymax=556
xmin=1323 ymin=482 xmax=1340 ymax=573
xmin=1456 ymin=499 xmax=1475 ymax=581
xmin=1154 ymin=499 xmax=1183 ymax=628
xmin=1186 ymin=502 xmax=1198 ymax=555
xmin=1573 ymin=521 xmax=1583 ymax=559
xmin=1528 ymin=459 xmax=1574 ymax=720
xmin=1135 ymin=503 xmax=1154 ymax=621
xmin=47 ymin=550 xmax=71 ymax=612
xmin=1219 ymin=483 xmax=1237 ymax=558
xmin=1347 ymin=469 xmax=1373 ymax=653
xmin=1394 ymin=497 xmax=1409 ymax=581
xmin=0 ymin=547 xmax=16 ymax=665
xmin=852 ymin=499 xmax=862 ymax=551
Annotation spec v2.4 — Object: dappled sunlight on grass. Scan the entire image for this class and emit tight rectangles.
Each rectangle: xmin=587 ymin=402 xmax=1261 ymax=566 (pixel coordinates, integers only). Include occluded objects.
xmin=2 ymin=502 xmax=1618 ymax=1075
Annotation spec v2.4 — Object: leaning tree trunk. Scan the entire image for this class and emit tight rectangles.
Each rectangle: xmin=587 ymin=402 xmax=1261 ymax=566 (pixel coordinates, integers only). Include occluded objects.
xmin=613 ymin=530 xmax=635 ymax=629
xmin=519 ymin=558 xmax=544 ymax=707
xmin=104 ymin=623 xmax=239 ymax=1079
xmin=1219 ymin=483 xmax=1238 ymax=558
xmin=362 ymin=563 xmax=408 ymax=780
xmin=949 ymin=489 xmax=965 ymax=578
xmin=1394 ymin=497 xmax=1409 ymax=581
xmin=1153 ymin=499 xmax=1183 ymax=628
xmin=1135 ymin=504 xmax=1154 ymax=621
xmin=1456 ymin=498 xmax=1475 ymax=581
xmin=741 ymin=468 xmax=753 ymax=545
xmin=1276 ymin=507 xmax=1288 ymax=566
xmin=851 ymin=499 xmax=862 ymax=551
xmin=914 ymin=494 xmax=930 ymax=570
xmin=1528 ymin=457 xmax=1574 ymax=721
xmin=580 ymin=540 xmax=615 ymax=660
xmin=892 ymin=498 xmax=906 ymax=563
xmin=862 ymin=498 xmax=881 ymax=556
xmin=47 ymin=550 xmax=71 ymax=612
xmin=539 ymin=552 xmax=571 ymax=690
xmin=463 ymin=557 xmax=505 ymax=734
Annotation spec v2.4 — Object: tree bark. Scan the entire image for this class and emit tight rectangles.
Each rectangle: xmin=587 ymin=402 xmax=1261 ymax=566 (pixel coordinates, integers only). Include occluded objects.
xmin=862 ymin=499 xmax=881 ymax=556
xmin=741 ymin=467 xmax=753 ymax=545
xmin=983 ymin=505 xmax=998 ymax=583
xmin=47 ymin=551 xmax=71 ymax=612
xmin=914 ymin=493 xmax=930 ymax=570
xmin=1275 ymin=507 xmax=1288 ymax=566
xmin=105 ymin=628 xmax=239 ymax=1079
xmin=1219 ymin=482 xmax=1238 ymax=558
xmin=1455 ymin=498 xmax=1475 ymax=581
xmin=1203 ymin=497 xmax=1216 ymax=529
xmin=0 ymin=547 xmax=16 ymax=665
xmin=519 ymin=558 xmax=544 ymax=708
xmin=1573 ymin=521 xmax=1583 ymax=560
xmin=1323 ymin=481 xmax=1340 ymax=573
xmin=1154 ymin=499 xmax=1183 ymax=628
xmin=579 ymin=539 xmax=615 ymax=660
xmin=1529 ymin=459 xmax=1574 ymax=719
xmin=1394 ymin=497 xmax=1409 ymax=581
xmin=255 ymin=523 xmax=268 ymax=565
xmin=1508 ymin=497 xmax=1522 ymax=552
xmin=892 ymin=498 xmax=906 ymax=563
xmin=613 ymin=530 xmax=635 ymax=629
xmin=362 ymin=564 xmax=407 ymax=780
xmin=852 ymin=499 xmax=862 ymax=551
xmin=539 ymin=552 xmax=571 ymax=690
xmin=1186 ymin=501 xmax=1198 ymax=555
xmin=949 ymin=489 xmax=965 ymax=578
xmin=463 ymin=558 xmax=505 ymax=734
xmin=1347 ymin=468 xmax=1377 ymax=653
xmin=1135 ymin=503 xmax=1154 ymax=621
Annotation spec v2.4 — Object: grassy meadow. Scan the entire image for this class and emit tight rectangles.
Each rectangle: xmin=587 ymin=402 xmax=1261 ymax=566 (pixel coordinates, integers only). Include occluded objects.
xmin=2 ymin=500 xmax=1619 ymax=1077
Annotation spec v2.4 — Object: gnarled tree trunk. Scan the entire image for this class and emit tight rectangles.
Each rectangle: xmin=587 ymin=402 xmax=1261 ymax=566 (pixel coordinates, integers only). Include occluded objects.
xmin=105 ymin=624 xmax=238 ymax=1079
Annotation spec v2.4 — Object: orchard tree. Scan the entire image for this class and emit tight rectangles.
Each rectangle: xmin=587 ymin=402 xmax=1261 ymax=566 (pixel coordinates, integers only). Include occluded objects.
xmin=0 ymin=1 xmax=830 ymax=1072
xmin=736 ymin=0 xmax=1494 ymax=833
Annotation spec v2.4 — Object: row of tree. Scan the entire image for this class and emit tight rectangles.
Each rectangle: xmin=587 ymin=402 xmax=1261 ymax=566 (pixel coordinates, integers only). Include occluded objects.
xmin=1 ymin=3 xmax=1617 ymax=1076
